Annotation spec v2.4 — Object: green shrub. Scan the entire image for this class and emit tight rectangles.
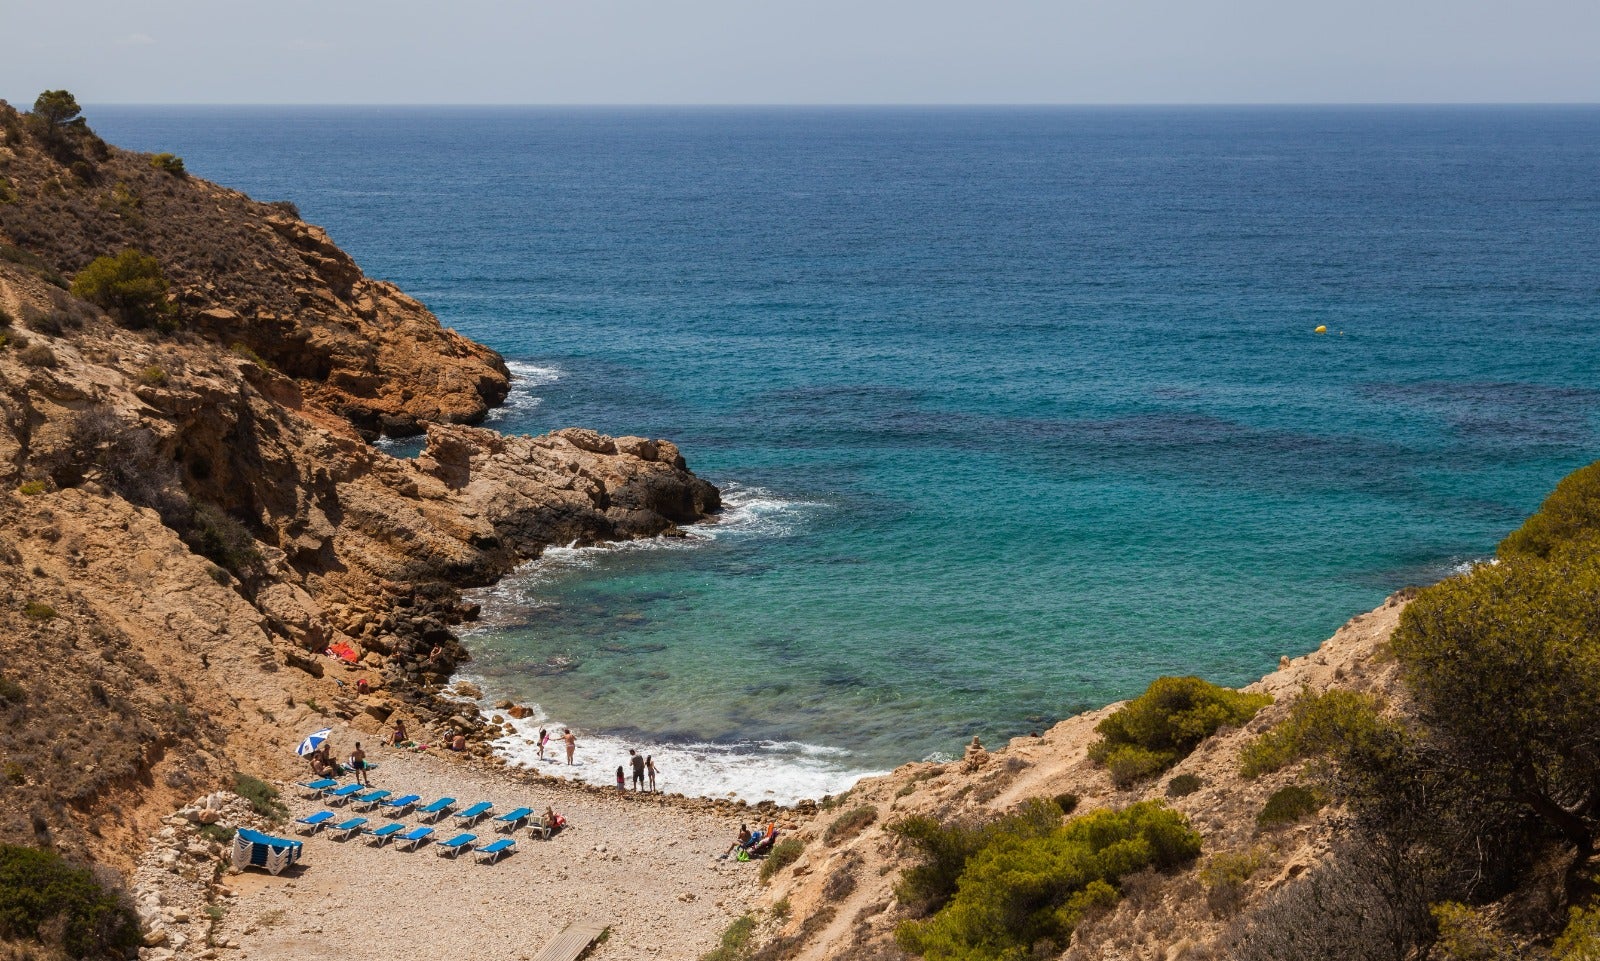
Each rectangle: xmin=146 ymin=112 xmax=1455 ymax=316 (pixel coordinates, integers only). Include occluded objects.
xmin=1554 ymin=905 xmax=1600 ymax=961
xmin=1429 ymin=902 xmax=1519 ymax=960
xmin=1053 ymin=793 xmax=1079 ymax=816
xmin=1166 ymin=773 xmax=1202 ymax=797
xmin=185 ymin=503 xmax=264 ymax=580
xmin=196 ymin=824 xmax=235 ymax=845
xmin=0 ymin=844 xmax=140 ymax=958
xmin=0 ymin=176 xmax=16 ymax=205
xmin=17 ymin=343 xmax=56 ymax=367
xmin=18 ymin=480 xmax=49 ymax=496
xmin=824 ymin=806 xmax=877 ymax=846
xmin=895 ymin=801 xmax=1201 ymax=961
xmin=1257 ymin=785 xmax=1324 ymax=830
xmin=1200 ymin=846 xmax=1268 ymax=917
xmin=137 ymin=365 xmax=167 ymax=386
xmin=3 ymin=763 xmax=24 ymax=786
xmin=22 ymin=602 xmax=56 ymax=620
xmin=148 ymin=152 xmax=186 ymax=176
xmin=1499 ymin=460 xmax=1600 ymax=561
xmin=231 ymin=773 xmax=286 ymax=821
xmin=759 ymin=838 xmax=805 ymax=883
xmin=1391 ymin=553 xmax=1600 ymax=862
xmin=701 ymin=912 xmax=757 ymax=961
xmin=1239 ymin=688 xmax=1389 ymax=778
xmin=69 ymin=249 xmax=175 ymax=331
xmin=1089 ymin=676 xmax=1270 ymax=786
xmin=890 ymin=799 xmax=1065 ymax=915
xmin=0 ymin=674 xmax=24 ymax=703
xmin=230 ymin=342 xmax=269 ymax=369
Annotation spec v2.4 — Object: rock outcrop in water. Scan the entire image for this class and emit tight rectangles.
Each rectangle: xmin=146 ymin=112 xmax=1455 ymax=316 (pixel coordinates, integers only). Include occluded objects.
xmin=0 ymin=97 xmax=718 ymax=867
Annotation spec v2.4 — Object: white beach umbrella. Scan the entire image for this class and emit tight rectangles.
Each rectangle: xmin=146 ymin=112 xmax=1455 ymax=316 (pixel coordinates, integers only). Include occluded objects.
xmin=296 ymin=727 xmax=333 ymax=757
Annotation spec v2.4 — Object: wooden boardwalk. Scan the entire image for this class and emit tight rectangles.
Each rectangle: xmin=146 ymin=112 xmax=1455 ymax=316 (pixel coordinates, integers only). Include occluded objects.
xmin=530 ymin=919 xmax=610 ymax=961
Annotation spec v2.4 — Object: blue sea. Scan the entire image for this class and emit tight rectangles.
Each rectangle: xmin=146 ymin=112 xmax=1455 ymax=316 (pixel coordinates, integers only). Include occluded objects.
xmin=93 ymin=106 xmax=1600 ymax=801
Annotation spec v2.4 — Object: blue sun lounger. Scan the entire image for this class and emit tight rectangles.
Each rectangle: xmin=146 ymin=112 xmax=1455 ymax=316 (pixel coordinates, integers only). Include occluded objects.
xmin=330 ymin=817 xmax=368 ymax=840
xmin=417 ymin=797 xmax=456 ymax=823
xmin=353 ymin=789 xmax=392 ymax=811
xmin=436 ymin=833 xmax=477 ymax=859
xmin=327 ymin=784 xmax=366 ymax=805
xmin=296 ymin=778 xmax=339 ymax=798
xmin=395 ymin=826 xmax=434 ymax=851
xmin=454 ymin=802 xmax=493 ymax=826
xmin=474 ymin=838 xmax=516 ymax=864
xmin=381 ymin=794 xmax=422 ymax=816
xmin=364 ymin=823 xmax=406 ymax=847
xmin=494 ymin=807 xmax=533 ymax=834
xmin=294 ymin=810 xmax=336 ymax=835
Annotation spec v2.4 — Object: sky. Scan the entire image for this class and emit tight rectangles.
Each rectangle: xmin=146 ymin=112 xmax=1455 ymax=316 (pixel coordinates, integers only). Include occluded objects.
xmin=5 ymin=0 xmax=1600 ymax=105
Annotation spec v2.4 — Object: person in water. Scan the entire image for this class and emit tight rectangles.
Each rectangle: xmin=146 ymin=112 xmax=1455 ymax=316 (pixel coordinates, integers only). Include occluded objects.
xmin=645 ymin=755 xmax=658 ymax=793
xmin=537 ymin=727 xmax=549 ymax=761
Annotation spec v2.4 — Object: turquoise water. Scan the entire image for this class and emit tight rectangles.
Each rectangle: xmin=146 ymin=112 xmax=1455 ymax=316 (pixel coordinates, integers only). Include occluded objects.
xmin=93 ymin=106 xmax=1600 ymax=800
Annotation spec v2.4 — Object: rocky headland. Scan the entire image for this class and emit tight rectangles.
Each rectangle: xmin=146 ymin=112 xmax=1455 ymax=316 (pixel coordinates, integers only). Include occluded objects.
xmin=0 ymin=96 xmax=718 ymax=876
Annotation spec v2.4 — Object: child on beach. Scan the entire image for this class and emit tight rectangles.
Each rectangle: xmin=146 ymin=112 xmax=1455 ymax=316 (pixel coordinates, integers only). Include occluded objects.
xmin=538 ymin=727 xmax=549 ymax=760
xmin=646 ymin=755 xmax=658 ymax=793
xmin=615 ymin=766 xmax=626 ymax=790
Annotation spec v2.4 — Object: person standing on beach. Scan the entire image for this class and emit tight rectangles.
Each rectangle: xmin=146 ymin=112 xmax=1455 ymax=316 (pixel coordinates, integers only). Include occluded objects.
xmin=561 ymin=728 xmax=577 ymax=765
xmin=645 ymin=755 xmax=658 ymax=793
xmin=616 ymin=765 xmax=626 ymax=790
xmin=630 ymin=749 xmax=646 ymax=790
xmin=538 ymin=727 xmax=549 ymax=761
xmin=350 ymin=742 xmax=370 ymax=786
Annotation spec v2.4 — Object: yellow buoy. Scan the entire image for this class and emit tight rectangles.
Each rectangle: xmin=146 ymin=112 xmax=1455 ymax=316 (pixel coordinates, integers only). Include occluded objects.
xmin=1314 ymin=325 xmax=1327 ymax=334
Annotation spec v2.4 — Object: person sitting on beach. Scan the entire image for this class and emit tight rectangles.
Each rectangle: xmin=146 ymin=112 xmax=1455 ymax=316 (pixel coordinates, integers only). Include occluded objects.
xmin=536 ymin=806 xmax=566 ymax=840
xmin=450 ymin=733 xmax=467 ymax=752
xmin=747 ymin=822 xmax=779 ymax=857
xmin=390 ymin=718 xmax=408 ymax=748
xmin=717 ymin=824 xmax=752 ymax=860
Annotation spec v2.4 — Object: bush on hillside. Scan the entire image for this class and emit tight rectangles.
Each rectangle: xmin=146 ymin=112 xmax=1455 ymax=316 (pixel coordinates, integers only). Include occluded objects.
xmin=1088 ymin=676 xmax=1271 ymax=787
xmin=1239 ymin=688 xmax=1390 ymax=778
xmin=1257 ymin=785 xmax=1324 ymax=830
xmin=894 ymin=801 xmax=1201 ymax=961
xmin=232 ymin=773 xmax=286 ymax=821
xmin=758 ymin=839 xmax=804 ymax=883
xmin=824 ymin=806 xmax=877 ymax=846
xmin=1498 ymin=460 xmax=1600 ymax=561
xmin=1166 ymin=773 xmax=1202 ymax=797
xmin=148 ymin=153 xmax=186 ymax=176
xmin=0 ymin=844 xmax=139 ymax=958
xmin=889 ymin=799 xmax=1065 ymax=916
xmin=69 ymin=249 xmax=175 ymax=332
xmin=186 ymin=504 xmax=265 ymax=582
xmin=1391 ymin=554 xmax=1600 ymax=867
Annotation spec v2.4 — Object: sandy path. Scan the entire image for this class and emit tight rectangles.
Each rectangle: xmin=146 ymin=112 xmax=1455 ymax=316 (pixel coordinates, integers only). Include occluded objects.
xmin=213 ymin=747 xmax=761 ymax=961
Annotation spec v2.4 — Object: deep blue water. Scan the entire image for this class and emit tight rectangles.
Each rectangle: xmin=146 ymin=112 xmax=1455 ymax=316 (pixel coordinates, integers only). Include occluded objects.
xmin=92 ymin=106 xmax=1600 ymax=800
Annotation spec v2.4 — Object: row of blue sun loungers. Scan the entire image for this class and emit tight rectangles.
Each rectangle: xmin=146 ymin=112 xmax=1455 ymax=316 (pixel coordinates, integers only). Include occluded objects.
xmin=294 ymin=781 xmax=532 ymax=864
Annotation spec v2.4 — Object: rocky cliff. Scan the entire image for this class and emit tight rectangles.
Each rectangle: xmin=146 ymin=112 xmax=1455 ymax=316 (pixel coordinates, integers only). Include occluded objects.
xmin=0 ymin=99 xmax=719 ymax=869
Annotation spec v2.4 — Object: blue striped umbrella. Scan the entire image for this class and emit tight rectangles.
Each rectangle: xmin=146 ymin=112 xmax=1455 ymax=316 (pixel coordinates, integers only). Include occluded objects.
xmin=296 ymin=727 xmax=333 ymax=757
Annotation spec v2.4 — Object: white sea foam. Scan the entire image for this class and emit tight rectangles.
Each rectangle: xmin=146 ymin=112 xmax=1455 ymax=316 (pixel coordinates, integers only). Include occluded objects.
xmin=483 ymin=360 xmax=562 ymax=426
xmin=459 ymin=686 xmax=882 ymax=804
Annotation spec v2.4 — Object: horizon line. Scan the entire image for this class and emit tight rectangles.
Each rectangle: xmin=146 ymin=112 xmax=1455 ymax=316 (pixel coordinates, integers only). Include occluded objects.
xmin=74 ymin=100 xmax=1600 ymax=109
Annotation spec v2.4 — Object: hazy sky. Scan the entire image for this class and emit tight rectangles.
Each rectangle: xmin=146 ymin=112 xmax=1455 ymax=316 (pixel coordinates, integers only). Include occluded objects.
xmin=6 ymin=0 xmax=1600 ymax=105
